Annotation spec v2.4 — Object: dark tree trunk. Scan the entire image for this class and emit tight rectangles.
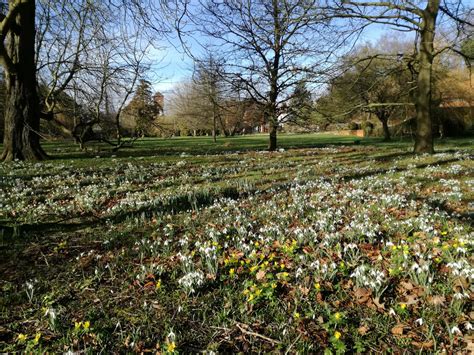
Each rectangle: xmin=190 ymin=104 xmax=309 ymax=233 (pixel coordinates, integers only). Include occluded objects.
xmin=378 ymin=114 xmax=391 ymax=141
xmin=413 ymin=0 xmax=439 ymax=154
xmin=1 ymin=0 xmax=47 ymax=162
xmin=268 ymin=117 xmax=278 ymax=151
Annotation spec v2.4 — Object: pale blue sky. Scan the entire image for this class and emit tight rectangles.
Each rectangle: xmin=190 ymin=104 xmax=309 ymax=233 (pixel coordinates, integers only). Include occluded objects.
xmin=152 ymin=0 xmax=473 ymax=95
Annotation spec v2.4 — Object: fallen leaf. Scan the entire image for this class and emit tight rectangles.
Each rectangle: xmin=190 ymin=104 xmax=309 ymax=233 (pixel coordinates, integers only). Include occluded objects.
xmin=400 ymin=281 xmax=414 ymax=291
xmin=391 ymin=323 xmax=405 ymax=336
xmin=256 ymin=270 xmax=266 ymax=280
xmin=358 ymin=325 xmax=369 ymax=335
xmin=411 ymin=340 xmax=434 ymax=349
xmin=373 ymin=296 xmax=385 ymax=310
xmin=427 ymin=295 xmax=445 ymax=306
xmin=299 ymin=286 xmax=309 ymax=296
xmin=404 ymin=294 xmax=419 ymax=305
xmin=354 ymin=287 xmax=371 ymax=304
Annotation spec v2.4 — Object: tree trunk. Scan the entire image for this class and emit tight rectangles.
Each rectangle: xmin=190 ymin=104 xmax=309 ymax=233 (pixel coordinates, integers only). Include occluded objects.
xmin=413 ymin=0 xmax=440 ymax=154
xmin=378 ymin=115 xmax=391 ymax=141
xmin=268 ymin=124 xmax=277 ymax=151
xmin=268 ymin=114 xmax=278 ymax=151
xmin=212 ymin=111 xmax=217 ymax=143
xmin=1 ymin=0 xmax=47 ymax=162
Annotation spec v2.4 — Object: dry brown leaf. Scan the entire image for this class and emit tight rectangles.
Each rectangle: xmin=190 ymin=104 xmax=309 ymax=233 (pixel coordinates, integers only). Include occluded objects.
xmin=373 ymin=296 xmax=385 ymax=310
xmin=453 ymin=277 xmax=469 ymax=292
xmin=464 ymin=334 xmax=474 ymax=353
xmin=354 ymin=287 xmax=372 ymax=304
xmin=411 ymin=340 xmax=434 ymax=349
xmin=358 ymin=325 xmax=369 ymax=335
xmin=400 ymin=281 xmax=414 ymax=291
xmin=299 ymin=286 xmax=310 ymax=296
xmin=427 ymin=295 xmax=446 ymax=306
xmin=256 ymin=270 xmax=266 ymax=280
xmin=391 ymin=323 xmax=405 ymax=336
xmin=405 ymin=293 xmax=420 ymax=305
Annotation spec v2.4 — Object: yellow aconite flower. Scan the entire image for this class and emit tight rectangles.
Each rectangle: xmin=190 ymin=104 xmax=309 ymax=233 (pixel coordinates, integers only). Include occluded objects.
xmin=229 ymin=268 xmax=235 ymax=276
xmin=255 ymin=289 xmax=262 ymax=296
xmin=294 ymin=312 xmax=300 ymax=319
xmin=334 ymin=331 xmax=342 ymax=340
xmin=400 ymin=303 xmax=407 ymax=310
xmin=167 ymin=341 xmax=176 ymax=352
xmin=74 ymin=322 xmax=82 ymax=331
xmin=17 ymin=333 xmax=27 ymax=342
xmin=83 ymin=321 xmax=90 ymax=330
xmin=334 ymin=312 xmax=342 ymax=321
xmin=34 ymin=333 xmax=41 ymax=344
xmin=314 ymin=282 xmax=321 ymax=291
xmin=156 ymin=279 xmax=162 ymax=290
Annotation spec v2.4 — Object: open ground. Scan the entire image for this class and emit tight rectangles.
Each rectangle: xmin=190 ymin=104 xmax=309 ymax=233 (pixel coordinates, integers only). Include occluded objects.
xmin=1 ymin=134 xmax=473 ymax=352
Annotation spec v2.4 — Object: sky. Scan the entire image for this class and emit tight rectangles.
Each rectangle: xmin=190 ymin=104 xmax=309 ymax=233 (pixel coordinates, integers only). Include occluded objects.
xmin=152 ymin=24 xmax=393 ymax=95
xmin=151 ymin=0 xmax=474 ymax=96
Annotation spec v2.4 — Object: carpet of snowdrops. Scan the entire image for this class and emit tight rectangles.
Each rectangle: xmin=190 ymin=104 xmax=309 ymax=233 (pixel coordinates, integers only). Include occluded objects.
xmin=0 ymin=142 xmax=473 ymax=353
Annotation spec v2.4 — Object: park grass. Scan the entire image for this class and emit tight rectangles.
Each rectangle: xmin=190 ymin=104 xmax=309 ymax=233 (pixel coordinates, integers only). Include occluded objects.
xmin=0 ymin=134 xmax=473 ymax=353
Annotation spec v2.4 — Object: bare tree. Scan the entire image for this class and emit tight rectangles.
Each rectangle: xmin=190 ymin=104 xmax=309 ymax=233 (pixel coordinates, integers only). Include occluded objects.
xmin=0 ymin=0 xmax=168 ymax=161
xmin=193 ymin=55 xmax=227 ymax=142
xmin=178 ymin=0 xmax=356 ymax=150
xmin=328 ymin=0 xmax=473 ymax=153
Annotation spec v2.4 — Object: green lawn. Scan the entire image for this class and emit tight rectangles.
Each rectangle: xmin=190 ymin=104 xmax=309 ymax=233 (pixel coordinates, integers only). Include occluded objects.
xmin=0 ymin=135 xmax=473 ymax=352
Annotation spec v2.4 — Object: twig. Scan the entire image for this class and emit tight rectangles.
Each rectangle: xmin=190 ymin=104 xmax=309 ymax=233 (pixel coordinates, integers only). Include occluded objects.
xmin=285 ymin=333 xmax=301 ymax=355
xmin=235 ymin=322 xmax=281 ymax=345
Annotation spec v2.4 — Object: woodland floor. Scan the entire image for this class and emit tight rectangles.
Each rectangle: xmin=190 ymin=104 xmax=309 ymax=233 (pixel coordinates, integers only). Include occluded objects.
xmin=0 ymin=134 xmax=473 ymax=353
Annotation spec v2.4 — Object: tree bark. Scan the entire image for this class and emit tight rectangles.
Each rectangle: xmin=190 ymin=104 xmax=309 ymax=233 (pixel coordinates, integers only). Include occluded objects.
xmin=268 ymin=114 xmax=278 ymax=151
xmin=413 ymin=0 xmax=440 ymax=154
xmin=378 ymin=115 xmax=391 ymax=141
xmin=1 ymin=0 xmax=47 ymax=162
xmin=268 ymin=124 xmax=277 ymax=151
xmin=212 ymin=110 xmax=217 ymax=143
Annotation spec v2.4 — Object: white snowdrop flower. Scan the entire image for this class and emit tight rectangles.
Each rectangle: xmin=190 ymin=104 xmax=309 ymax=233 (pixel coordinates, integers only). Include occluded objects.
xmin=389 ymin=308 xmax=396 ymax=316
xmin=453 ymin=292 xmax=469 ymax=300
xmin=450 ymin=326 xmax=462 ymax=335
xmin=465 ymin=322 xmax=473 ymax=331
xmin=167 ymin=330 xmax=176 ymax=342
xmin=296 ymin=267 xmax=303 ymax=278
xmin=415 ymin=318 xmax=423 ymax=326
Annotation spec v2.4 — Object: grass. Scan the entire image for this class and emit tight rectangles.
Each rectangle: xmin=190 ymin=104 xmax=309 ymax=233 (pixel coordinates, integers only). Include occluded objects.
xmin=0 ymin=133 xmax=473 ymax=353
